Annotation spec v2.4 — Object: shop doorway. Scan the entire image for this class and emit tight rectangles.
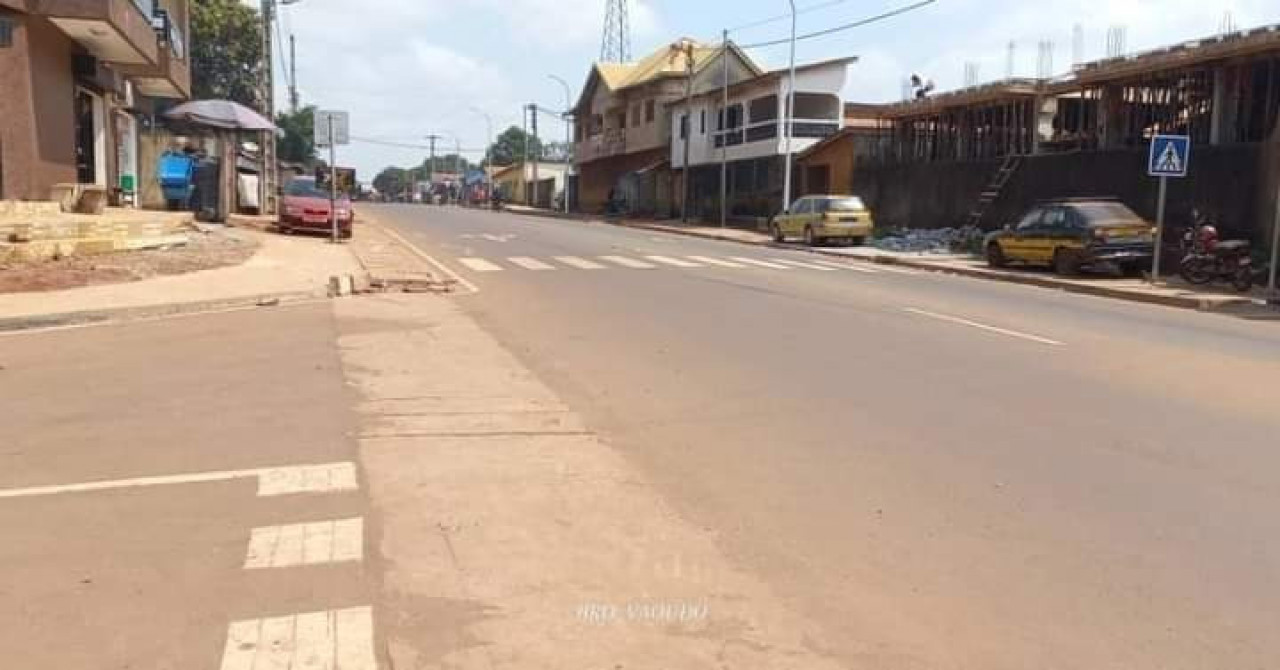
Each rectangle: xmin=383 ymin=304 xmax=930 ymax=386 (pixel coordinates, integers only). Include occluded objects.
xmin=74 ymin=88 xmax=106 ymax=186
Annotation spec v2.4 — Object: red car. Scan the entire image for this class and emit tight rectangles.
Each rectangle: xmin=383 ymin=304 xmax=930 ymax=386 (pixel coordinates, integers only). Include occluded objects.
xmin=278 ymin=177 xmax=354 ymax=238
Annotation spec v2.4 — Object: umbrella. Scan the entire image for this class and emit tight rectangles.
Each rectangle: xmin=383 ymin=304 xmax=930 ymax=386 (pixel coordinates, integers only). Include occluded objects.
xmin=164 ymin=100 xmax=278 ymax=131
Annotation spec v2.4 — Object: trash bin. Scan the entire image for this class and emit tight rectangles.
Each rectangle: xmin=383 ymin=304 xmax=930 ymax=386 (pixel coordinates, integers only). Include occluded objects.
xmin=157 ymin=151 xmax=195 ymax=210
xmin=191 ymin=157 xmax=222 ymax=222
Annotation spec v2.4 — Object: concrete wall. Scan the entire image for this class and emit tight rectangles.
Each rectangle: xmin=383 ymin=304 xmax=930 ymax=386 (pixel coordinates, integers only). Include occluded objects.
xmin=853 ymin=146 xmax=1263 ymax=241
xmin=0 ymin=10 xmax=78 ymax=200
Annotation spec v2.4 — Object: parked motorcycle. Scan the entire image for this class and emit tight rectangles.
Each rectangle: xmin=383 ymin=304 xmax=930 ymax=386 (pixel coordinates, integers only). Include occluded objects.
xmin=1178 ymin=216 xmax=1255 ymax=292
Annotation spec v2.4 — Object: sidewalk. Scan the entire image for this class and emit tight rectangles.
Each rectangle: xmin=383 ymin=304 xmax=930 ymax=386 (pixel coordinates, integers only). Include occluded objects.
xmin=0 ymin=228 xmax=363 ymax=330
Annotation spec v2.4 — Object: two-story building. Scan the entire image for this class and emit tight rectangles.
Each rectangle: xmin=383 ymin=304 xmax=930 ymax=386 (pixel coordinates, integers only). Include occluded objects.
xmin=669 ymin=55 xmax=855 ymax=220
xmin=572 ymin=38 xmax=764 ymax=216
xmin=0 ymin=0 xmax=191 ymax=203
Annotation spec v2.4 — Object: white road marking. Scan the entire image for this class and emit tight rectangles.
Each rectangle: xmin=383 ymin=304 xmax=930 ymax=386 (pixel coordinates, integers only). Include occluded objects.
xmin=769 ymin=258 xmax=839 ymax=271
xmin=686 ymin=255 xmax=747 ymax=268
xmin=902 ymin=308 xmax=1065 ymax=346
xmin=481 ymin=233 xmax=515 ymax=243
xmin=0 ymin=462 xmax=359 ymax=500
xmin=245 ymin=518 xmax=364 ymax=569
xmin=508 ymin=256 xmax=555 ymax=270
xmin=729 ymin=257 xmax=792 ymax=269
xmin=644 ymin=255 xmax=703 ymax=268
xmin=600 ymin=255 xmax=657 ymax=269
xmin=457 ymin=257 xmax=504 ymax=272
xmin=378 ymin=224 xmax=478 ymax=294
xmin=811 ymin=259 xmax=880 ymax=273
xmin=554 ymin=256 xmax=606 ymax=270
xmin=220 ymin=607 xmax=375 ymax=670
xmin=870 ymin=264 xmax=922 ymax=275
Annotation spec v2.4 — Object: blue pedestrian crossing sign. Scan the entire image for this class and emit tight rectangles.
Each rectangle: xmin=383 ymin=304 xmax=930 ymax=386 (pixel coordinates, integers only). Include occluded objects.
xmin=1148 ymin=134 xmax=1190 ymax=178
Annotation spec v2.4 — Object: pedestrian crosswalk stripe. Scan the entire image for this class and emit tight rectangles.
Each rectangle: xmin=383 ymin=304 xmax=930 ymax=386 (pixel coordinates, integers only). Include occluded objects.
xmin=729 ymin=257 xmax=792 ymax=269
xmin=554 ymin=256 xmax=606 ymax=269
xmin=508 ymin=256 xmax=555 ymax=270
xmin=811 ymin=259 xmax=879 ymax=273
xmin=257 ymin=462 xmax=359 ymax=497
xmin=458 ymin=257 xmax=504 ymax=272
xmin=220 ymin=606 xmax=375 ymax=670
xmin=600 ymin=255 xmax=657 ymax=269
xmin=873 ymin=264 xmax=922 ymax=275
xmin=244 ymin=518 xmax=364 ymax=569
xmin=769 ymin=258 xmax=838 ymax=271
xmin=644 ymin=255 xmax=703 ymax=268
xmin=687 ymin=255 xmax=747 ymax=268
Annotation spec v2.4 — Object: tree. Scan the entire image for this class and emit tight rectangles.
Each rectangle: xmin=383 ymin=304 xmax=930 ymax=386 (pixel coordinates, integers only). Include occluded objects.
xmin=372 ymin=167 xmax=411 ymax=197
xmin=192 ymin=0 xmax=263 ymax=109
xmin=277 ymin=106 xmax=317 ymax=166
xmin=486 ymin=126 xmax=542 ymax=166
xmin=421 ymin=154 xmax=472 ymax=176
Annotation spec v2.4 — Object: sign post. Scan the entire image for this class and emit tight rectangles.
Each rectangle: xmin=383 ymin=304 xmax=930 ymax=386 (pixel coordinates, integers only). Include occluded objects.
xmin=1147 ymin=134 xmax=1190 ymax=283
xmin=315 ymin=110 xmax=350 ymax=243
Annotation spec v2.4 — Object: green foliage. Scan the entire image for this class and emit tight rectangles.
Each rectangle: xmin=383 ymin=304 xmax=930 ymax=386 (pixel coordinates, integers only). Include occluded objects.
xmin=191 ymin=0 xmax=263 ymax=108
xmin=372 ymin=167 xmax=411 ymax=196
xmin=276 ymin=106 xmax=317 ymax=166
xmin=486 ymin=126 xmax=543 ymax=166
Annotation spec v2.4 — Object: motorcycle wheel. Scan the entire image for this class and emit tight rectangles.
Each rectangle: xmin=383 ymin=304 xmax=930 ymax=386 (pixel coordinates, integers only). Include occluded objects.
xmin=1179 ymin=256 xmax=1214 ymax=285
xmin=1231 ymin=265 xmax=1254 ymax=292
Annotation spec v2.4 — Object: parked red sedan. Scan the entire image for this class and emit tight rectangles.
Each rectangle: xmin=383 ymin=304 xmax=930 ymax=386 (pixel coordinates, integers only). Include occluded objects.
xmin=278 ymin=177 xmax=354 ymax=238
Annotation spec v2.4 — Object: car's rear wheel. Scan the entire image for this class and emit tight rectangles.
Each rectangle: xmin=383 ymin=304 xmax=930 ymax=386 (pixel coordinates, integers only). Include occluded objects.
xmin=1053 ymin=248 xmax=1081 ymax=276
xmin=771 ymin=223 xmax=785 ymax=243
xmin=805 ymin=227 xmax=818 ymax=247
xmin=277 ymin=225 xmax=292 ymax=235
xmin=986 ymin=242 xmax=1007 ymax=268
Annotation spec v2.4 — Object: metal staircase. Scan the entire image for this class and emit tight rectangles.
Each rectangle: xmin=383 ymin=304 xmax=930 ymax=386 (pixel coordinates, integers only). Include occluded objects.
xmin=966 ymin=154 xmax=1023 ymax=227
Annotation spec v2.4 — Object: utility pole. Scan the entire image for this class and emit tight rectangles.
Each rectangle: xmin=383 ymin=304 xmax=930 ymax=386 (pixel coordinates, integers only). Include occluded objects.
xmin=680 ymin=41 xmax=695 ymax=223
xmin=259 ymin=0 xmax=277 ymax=216
xmin=549 ymin=74 xmax=574 ymax=213
xmin=289 ymin=35 xmax=299 ymax=113
xmin=522 ymin=105 xmax=530 ymax=205
xmin=424 ymin=134 xmax=441 ymax=202
xmin=530 ymin=104 xmax=541 ymax=208
xmin=782 ymin=0 xmax=798 ymax=216
xmin=720 ymin=30 xmax=730 ymax=228
xmin=469 ymin=107 xmax=494 ymax=199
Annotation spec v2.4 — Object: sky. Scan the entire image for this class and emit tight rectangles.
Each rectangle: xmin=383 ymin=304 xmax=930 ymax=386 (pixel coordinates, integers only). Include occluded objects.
xmin=256 ymin=0 xmax=1280 ymax=180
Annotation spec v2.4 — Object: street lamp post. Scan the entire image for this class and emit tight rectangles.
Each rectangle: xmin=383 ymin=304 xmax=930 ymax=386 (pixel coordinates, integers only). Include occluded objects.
xmin=781 ymin=0 xmax=798 ymax=216
xmin=469 ymin=107 xmax=494 ymax=198
xmin=548 ymin=74 xmax=574 ymax=214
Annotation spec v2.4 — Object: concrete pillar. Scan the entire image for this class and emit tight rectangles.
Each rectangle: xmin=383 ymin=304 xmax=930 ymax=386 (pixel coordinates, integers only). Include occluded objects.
xmin=1031 ymin=94 xmax=1059 ymax=154
xmin=1210 ymin=66 xmax=1238 ymax=146
xmin=1099 ymin=84 xmax=1125 ymax=149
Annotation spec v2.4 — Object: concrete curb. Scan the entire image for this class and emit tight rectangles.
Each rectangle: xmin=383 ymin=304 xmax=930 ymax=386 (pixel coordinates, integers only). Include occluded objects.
xmin=0 ymin=290 xmax=328 ymax=334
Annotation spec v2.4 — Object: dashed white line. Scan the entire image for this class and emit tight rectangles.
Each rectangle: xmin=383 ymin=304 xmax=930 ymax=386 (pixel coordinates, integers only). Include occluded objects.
xmin=644 ymin=255 xmax=703 ymax=268
xmin=729 ymin=257 xmax=792 ymax=269
xmin=220 ymin=607 xmax=376 ymax=670
xmin=508 ymin=256 xmax=555 ymax=270
xmin=458 ymin=257 xmax=504 ymax=272
xmin=244 ymin=518 xmax=364 ymax=569
xmin=686 ymin=256 xmax=747 ymax=268
xmin=769 ymin=258 xmax=838 ymax=271
xmin=902 ymin=307 xmax=1065 ymax=346
xmin=600 ymin=255 xmax=657 ymax=269
xmin=810 ymin=259 xmax=880 ymax=273
xmin=0 ymin=462 xmax=359 ymax=500
xmin=554 ymin=256 xmax=606 ymax=269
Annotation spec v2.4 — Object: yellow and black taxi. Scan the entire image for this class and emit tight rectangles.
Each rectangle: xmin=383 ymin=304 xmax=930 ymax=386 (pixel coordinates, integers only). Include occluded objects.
xmin=771 ymin=195 xmax=875 ymax=247
xmin=985 ymin=199 xmax=1155 ymax=276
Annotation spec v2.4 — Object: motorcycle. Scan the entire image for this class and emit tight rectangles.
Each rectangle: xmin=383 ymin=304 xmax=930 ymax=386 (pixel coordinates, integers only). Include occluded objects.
xmin=1178 ymin=217 xmax=1255 ymax=292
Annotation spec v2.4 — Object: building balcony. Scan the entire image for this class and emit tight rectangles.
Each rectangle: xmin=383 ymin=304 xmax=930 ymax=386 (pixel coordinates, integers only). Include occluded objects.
xmin=574 ymin=130 xmax=629 ymax=163
xmin=116 ymin=14 xmax=189 ymax=98
xmin=36 ymin=0 xmax=160 ymax=66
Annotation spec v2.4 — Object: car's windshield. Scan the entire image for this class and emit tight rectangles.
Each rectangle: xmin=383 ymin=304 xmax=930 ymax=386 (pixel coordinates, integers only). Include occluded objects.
xmin=1073 ymin=203 xmax=1143 ymax=226
xmin=825 ymin=197 xmax=866 ymax=212
xmin=285 ymin=179 xmax=327 ymax=198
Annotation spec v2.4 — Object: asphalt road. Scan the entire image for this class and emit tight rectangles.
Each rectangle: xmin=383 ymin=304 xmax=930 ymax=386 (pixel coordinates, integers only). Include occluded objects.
xmin=372 ymin=203 xmax=1280 ymax=670
xmin=0 ymin=303 xmax=375 ymax=669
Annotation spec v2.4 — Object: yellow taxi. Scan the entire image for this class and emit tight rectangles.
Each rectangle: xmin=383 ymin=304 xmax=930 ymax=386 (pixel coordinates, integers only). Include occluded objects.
xmin=771 ymin=195 xmax=875 ymax=247
xmin=985 ymin=199 xmax=1155 ymax=276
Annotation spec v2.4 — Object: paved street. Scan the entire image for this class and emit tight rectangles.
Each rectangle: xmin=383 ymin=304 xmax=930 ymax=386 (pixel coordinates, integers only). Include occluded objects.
xmin=371 ymin=203 xmax=1280 ymax=669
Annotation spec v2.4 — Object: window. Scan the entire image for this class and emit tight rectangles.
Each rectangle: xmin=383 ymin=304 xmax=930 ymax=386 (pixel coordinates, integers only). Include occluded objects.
xmin=790 ymin=198 xmax=811 ymax=214
xmin=826 ymin=197 xmax=866 ymax=212
xmin=0 ymin=17 xmax=13 ymax=48
xmin=700 ymin=110 xmax=706 ymax=134
xmin=749 ymin=95 xmax=778 ymax=123
xmin=631 ymin=104 xmax=641 ymax=128
xmin=1015 ymin=209 xmax=1044 ymax=231
xmin=1041 ymin=207 xmax=1067 ymax=230
xmin=679 ymin=114 xmax=688 ymax=140
xmin=790 ymin=93 xmax=840 ymax=120
xmin=645 ymin=99 xmax=655 ymax=123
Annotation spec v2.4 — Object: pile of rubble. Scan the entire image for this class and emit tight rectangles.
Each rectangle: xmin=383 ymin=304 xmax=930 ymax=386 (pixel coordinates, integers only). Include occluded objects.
xmin=872 ymin=226 xmax=986 ymax=255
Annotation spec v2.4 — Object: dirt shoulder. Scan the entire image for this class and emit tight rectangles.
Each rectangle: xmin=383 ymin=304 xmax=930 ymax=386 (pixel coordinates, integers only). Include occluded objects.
xmin=0 ymin=229 xmax=260 ymax=294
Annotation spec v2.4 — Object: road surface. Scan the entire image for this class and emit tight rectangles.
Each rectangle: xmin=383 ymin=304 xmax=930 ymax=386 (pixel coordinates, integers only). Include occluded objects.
xmin=372 ymin=203 xmax=1280 ymax=669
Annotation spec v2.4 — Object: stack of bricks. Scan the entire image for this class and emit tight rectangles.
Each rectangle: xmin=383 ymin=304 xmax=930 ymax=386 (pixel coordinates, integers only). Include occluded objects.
xmin=1 ymin=201 xmax=194 ymax=262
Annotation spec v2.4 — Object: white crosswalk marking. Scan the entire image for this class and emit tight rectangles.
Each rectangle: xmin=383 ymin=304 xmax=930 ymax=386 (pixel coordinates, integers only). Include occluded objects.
xmin=458 ymin=257 xmax=504 ymax=272
xmin=811 ymin=259 xmax=880 ymax=273
xmin=600 ymin=255 xmax=657 ymax=269
xmin=554 ymin=256 xmax=606 ymax=269
xmin=644 ymin=255 xmax=703 ymax=268
xmin=874 ymin=264 xmax=923 ymax=275
xmin=244 ymin=518 xmax=364 ymax=569
xmin=257 ymin=463 xmax=359 ymax=497
xmin=220 ymin=607 xmax=376 ymax=670
xmin=729 ymin=257 xmax=792 ymax=269
xmin=508 ymin=256 xmax=555 ymax=270
xmin=686 ymin=256 xmax=747 ymax=268
xmin=769 ymin=258 xmax=839 ymax=271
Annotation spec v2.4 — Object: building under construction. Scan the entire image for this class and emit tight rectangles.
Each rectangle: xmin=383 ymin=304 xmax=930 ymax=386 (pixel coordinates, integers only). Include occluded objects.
xmin=853 ymin=23 xmax=1280 ymax=242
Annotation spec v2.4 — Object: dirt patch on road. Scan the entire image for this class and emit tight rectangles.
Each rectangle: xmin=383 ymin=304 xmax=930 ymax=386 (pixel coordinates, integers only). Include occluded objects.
xmin=0 ymin=230 xmax=259 ymax=294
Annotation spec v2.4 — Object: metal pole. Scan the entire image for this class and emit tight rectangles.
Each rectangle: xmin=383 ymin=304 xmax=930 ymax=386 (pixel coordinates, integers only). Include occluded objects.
xmin=328 ymin=117 xmax=337 ymax=243
xmin=260 ymin=0 xmax=277 ymax=216
xmin=531 ymin=104 xmax=540 ymax=207
xmin=781 ymin=1 xmax=798 ymax=216
xmin=289 ymin=35 xmax=298 ymax=113
xmin=1152 ymin=175 xmax=1168 ymax=283
xmin=1268 ymin=177 xmax=1280 ymax=293
xmin=549 ymin=75 xmax=573 ymax=214
xmin=720 ymin=30 xmax=729 ymax=228
xmin=522 ymin=105 xmax=529 ymax=205
xmin=681 ymin=43 xmax=694 ymax=223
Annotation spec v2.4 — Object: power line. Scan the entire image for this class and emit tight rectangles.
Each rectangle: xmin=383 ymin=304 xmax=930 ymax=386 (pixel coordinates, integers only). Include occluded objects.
xmin=737 ymin=0 xmax=939 ymax=50
xmin=728 ymin=0 xmax=854 ymax=34
xmin=348 ymin=136 xmax=488 ymax=154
